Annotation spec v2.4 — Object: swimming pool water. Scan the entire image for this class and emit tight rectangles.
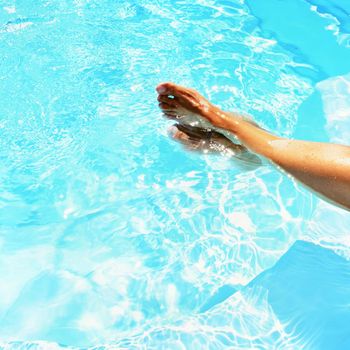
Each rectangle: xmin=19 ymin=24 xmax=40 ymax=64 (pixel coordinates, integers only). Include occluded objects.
xmin=0 ymin=0 xmax=350 ymax=349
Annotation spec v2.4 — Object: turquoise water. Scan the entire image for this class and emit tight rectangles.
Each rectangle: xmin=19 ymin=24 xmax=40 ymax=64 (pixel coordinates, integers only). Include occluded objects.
xmin=0 ymin=0 xmax=350 ymax=349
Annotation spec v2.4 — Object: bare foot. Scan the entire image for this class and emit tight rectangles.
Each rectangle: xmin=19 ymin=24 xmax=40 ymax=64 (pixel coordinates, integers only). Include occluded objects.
xmin=168 ymin=124 xmax=262 ymax=167
xmin=156 ymin=82 xmax=261 ymax=147
xmin=156 ymin=82 xmax=228 ymax=130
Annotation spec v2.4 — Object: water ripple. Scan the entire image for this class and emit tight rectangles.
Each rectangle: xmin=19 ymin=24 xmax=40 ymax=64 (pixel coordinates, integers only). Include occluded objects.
xmin=0 ymin=0 xmax=331 ymax=348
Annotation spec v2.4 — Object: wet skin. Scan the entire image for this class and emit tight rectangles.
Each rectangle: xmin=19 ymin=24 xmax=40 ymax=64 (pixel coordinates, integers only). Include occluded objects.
xmin=157 ymin=82 xmax=350 ymax=211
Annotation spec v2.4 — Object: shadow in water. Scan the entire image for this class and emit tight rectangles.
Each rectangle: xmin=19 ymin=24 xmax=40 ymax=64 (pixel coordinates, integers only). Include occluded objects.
xmin=254 ymin=240 xmax=350 ymax=349
xmin=206 ymin=240 xmax=350 ymax=349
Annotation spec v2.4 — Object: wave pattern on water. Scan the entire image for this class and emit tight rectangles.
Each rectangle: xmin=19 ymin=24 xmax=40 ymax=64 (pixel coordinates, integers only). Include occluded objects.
xmin=1 ymin=0 xmax=348 ymax=348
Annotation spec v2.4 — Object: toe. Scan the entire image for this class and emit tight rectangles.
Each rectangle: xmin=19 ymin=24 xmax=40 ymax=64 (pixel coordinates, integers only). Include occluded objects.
xmin=158 ymin=102 xmax=174 ymax=110
xmin=162 ymin=111 xmax=179 ymax=120
xmin=157 ymin=94 xmax=178 ymax=106
xmin=156 ymin=82 xmax=188 ymax=96
xmin=168 ymin=125 xmax=190 ymax=141
xmin=156 ymin=82 xmax=176 ymax=95
xmin=157 ymin=82 xmax=204 ymax=111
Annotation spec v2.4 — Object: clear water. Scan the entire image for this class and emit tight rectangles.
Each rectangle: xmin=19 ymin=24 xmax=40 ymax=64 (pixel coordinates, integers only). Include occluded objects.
xmin=0 ymin=0 xmax=350 ymax=349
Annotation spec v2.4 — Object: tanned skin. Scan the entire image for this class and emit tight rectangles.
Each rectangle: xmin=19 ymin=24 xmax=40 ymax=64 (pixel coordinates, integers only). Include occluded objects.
xmin=157 ymin=82 xmax=350 ymax=211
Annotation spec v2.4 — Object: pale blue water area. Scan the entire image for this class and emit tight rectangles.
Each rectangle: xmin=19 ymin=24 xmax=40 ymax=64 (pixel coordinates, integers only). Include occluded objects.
xmin=0 ymin=0 xmax=350 ymax=349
